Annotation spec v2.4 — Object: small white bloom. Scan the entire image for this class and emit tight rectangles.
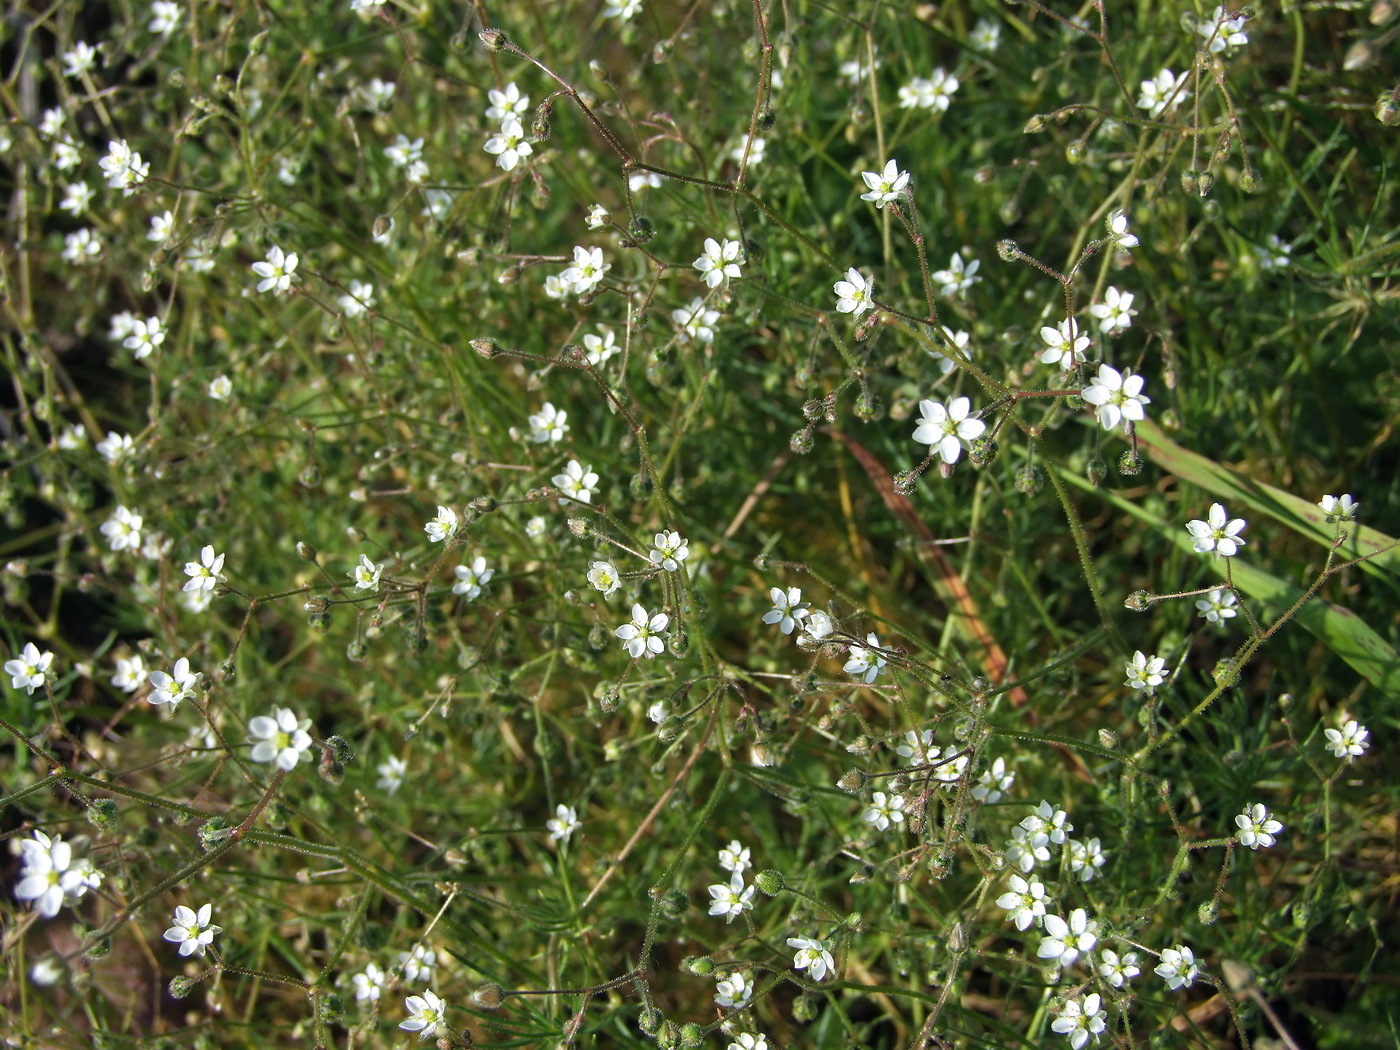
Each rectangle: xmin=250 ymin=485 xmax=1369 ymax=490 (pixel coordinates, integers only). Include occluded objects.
xmin=1138 ymin=68 xmax=1189 ymax=117
xmin=718 ymin=840 xmax=751 ymax=874
xmin=1323 ymin=718 xmax=1370 ymax=759
xmin=528 ymin=402 xmax=569 ymax=443
xmin=251 ymin=245 xmax=298 ymax=294
xmin=787 ymin=936 xmax=835 ymax=982
xmin=524 ymin=516 xmax=547 ymax=538
xmin=648 ymin=531 xmax=689 ymax=572
xmin=1106 ymin=209 xmax=1139 ymax=249
xmin=1088 ymin=286 xmax=1137 ymax=334
xmin=1196 ymin=5 xmax=1249 ymax=53
xmin=399 ymin=990 xmax=448 ymax=1040
xmin=834 ymin=267 xmax=874 ymax=317
xmin=62 ymin=228 xmax=102 ymax=263
xmin=1051 ymin=992 xmax=1106 ymax=1050
xmin=1005 ymin=824 xmax=1050 ymax=873
xmin=1318 ymin=493 xmax=1358 ymax=523
xmin=123 ymin=316 xmax=166 ymax=360
xmin=351 ymin=554 xmax=382 ymax=591
xmin=1125 ymin=650 xmax=1166 ymax=691
xmin=714 ymin=970 xmax=752 ymax=1009
xmin=912 ymin=396 xmax=985 ymax=465
xmin=397 ymin=945 xmax=436 ymax=984
xmin=424 ymin=505 xmax=458 ymax=543
xmin=352 ymin=962 xmax=386 ymax=1002
xmin=183 ymin=545 xmax=225 ymax=593
xmin=384 ymin=134 xmax=423 ymax=169
xmin=971 ymin=756 xmax=1015 ymax=804
xmin=452 ymin=556 xmax=494 ymax=600
xmin=58 ymin=181 xmax=94 ymax=216
xmin=843 ymin=632 xmax=887 ymax=684
xmin=163 ymin=903 xmax=222 ymax=957
xmin=616 ymin=603 xmax=668 ymax=659
xmin=1066 ymin=837 xmax=1107 ymax=881
xmin=628 ymin=171 xmax=663 ymax=192
xmin=729 ymin=1034 xmax=768 ymax=1050
xmin=995 ymin=874 xmax=1048 ymax=931
xmin=1038 ymin=908 xmax=1098 ymax=969
xmin=98 ymin=139 xmax=148 ymax=194
xmin=148 ymin=209 xmax=175 ymax=243
xmin=1234 ymin=802 xmax=1283 ymax=850
xmin=603 ymin=0 xmax=642 ymax=19
xmin=1098 ymin=949 xmax=1141 ymax=988
xmin=693 ymin=237 xmax=744 ymax=288
xmin=6 ymin=642 xmax=55 ymax=695
xmin=61 ymin=41 xmax=100 ymax=77
xmin=100 ymin=505 xmax=144 ymax=552
xmin=338 ymin=279 xmax=375 ymax=318
xmin=553 ymin=460 xmax=599 ymax=503
xmin=1021 ymin=800 xmax=1072 ymax=848
xmin=485 ymin=83 xmax=529 ymax=123
xmin=483 ymin=118 xmax=533 ymax=172
xmin=110 ymin=654 xmax=147 ymax=693
xmin=247 ymin=706 xmax=314 ymax=771
xmin=547 ymin=803 xmax=581 ymax=842
xmin=707 ymin=872 xmax=755 ymax=922
xmin=559 ymin=245 xmax=609 ymax=296
xmin=585 ymin=203 xmax=610 ymax=230
xmin=931 ymin=251 xmax=981 ymax=297
xmin=730 ymin=134 xmax=766 ymax=167
xmin=362 ymin=78 xmax=396 ymax=109
xmin=1039 ymin=317 xmax=1090 ymax=369
xmin=1186 ymin=502 xmax=1248 ymax=557
xmin=377 ymin=755 xmax=407 ymax=794
xmin=96 ymin=431 xmax=134 ymax=463
xmin=859 ymin=159 xmax=910 ymax=209
xmin=1254 ymin=234 xmax=1292 ymax=271
xmin=969 ymin=19 xmax=1001 ymax=52
xmin=208 ymin=375 xmax=233 ymax=400
xmin=1081 ymin=363 xmax=1150 ymax=432
xmin=582 ymin=328 xmax=619 ymax=366
xmin=673 ymin=297 xmax=720 ymax=344
xmin=587 ymin=561 xmax=622 ymax=598
xmin=1155 ymin=944 xmax=1199 ymax=989
xmin=861 ymin=790 xmax=906 ymax=832
xmin=762 ymin=586 xmax=810 ymax=635
xmin=148 ymin=0 xmax=182 ymax=36
xmin=1196 ymin=587 xmax=1238 ymax=625
xmin=898 ymin=68 xmax=959 ymax=111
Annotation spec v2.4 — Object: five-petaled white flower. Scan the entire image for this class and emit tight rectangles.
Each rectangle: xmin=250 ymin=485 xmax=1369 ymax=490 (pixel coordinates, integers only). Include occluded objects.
xmin=585 ymin=203 xmax=609 ymax=230
xmin=1106 ymin=209 xmax=1139 ymax=249
xmin=1021 ymin=800 xmax=1072 ymax=848
xmin=1138 ymin=69 xmax=1190 ymax=117
xmin=1081 ymin=363 xmax=1150 ymax=432
xmin=1088 ymin=286 xmax=1137 ymax=334
xmin=14 ymin=830 xmax=102 ymax=918
xmin=1124 ymin=650 xmax=1166 ymax=691
xmin=1186 ymin=503 xmax=1247 ymax=557
xmin=898 ymin=68 xmax=959 ymax=111
xmin=1155 ymin=944 xmax=1199 ymax=989
xmin=183 ymin=545 xmax=225 ymax=593
xmin=616 ymin=603 xmax=668 ymax=659
xmin=719 ymin=840 xmax=751 ymax=874
xmin=148 ymin=0 xmax=181 ymax=35
xmin=208 ymin=375 xmax=232 ymax=400
xmin=425 ymin=505 xmax=459 ymax=543
xmin=707 ymin=872 xmax=755 ymax=922
xmin=859 ymin=159 xmax=910 ymax=209
xmin=248 ymin=706 xmax=314 ymax=771
xmin=351 ymin=554 xmax=382 ymax=591
xmin=971 ymin=756 xmax=1015 ymax=804
xmin=352 ymin=962 xmax=386 ymax=1002
xmin=932 ymin=251 xmax=981 ymax=297
xmin=122 ymin=316 xmax=165 ymax=360
xmin=861 ymin=791 xmax=906 ymax=832
xmin=1040 ymin=317 xmax=1090 ymax=369
xmin=528 ymin=402 xmax=569 ymax=443
xmin=1098 ymin=949 xmax=1141 ymax=988
xmin=453 ymin=555 xmax=493 ymax=600
xmin=1067 ymin=837 xmax=1107 ymax=881
xmin=559 ymin=246 xmax=610 ymax=296
xmin=648 ymin=531 xmax=689 ymax=572
xmin=1235 ymin=802 xmax=1283 ymax=850
xmin=587 ymin=561 xmax=622 ymax=597
xmin=1196 ymin=587 xmax=1238 ymax=624
xmin=996 ymin=874 xmax=1049 ymax=930
xmin=693 ymin=237 xmax=744 ymax=288
xmin=603 ymin=0 xmax=642 ymax=18
xmin=673 ymin=297 xmax=720 ymax=343
xmin=483 ymin=118 xmax=533 ymax=172
xmin=251 ymin=245 xmax=298 ymax=294
xmin=338 ymin=279 xmax=374 ymax=318
xmin=100 ymin=505 xmax=144 ymax=552
xmin=62 ymin=228 xmax=101 ymax=263
xmin=714 ymin=970 xmax=752 ymax=1008
xmin=98 ymin=139 xmax=148 ymax=194
xmin=96 ymin=431 xmax=134 ymax=463
xmin=547 ymin=803 xmax=581 ymax=842
xmin=398 ymin=945 xmax=436 ymax=984
xmin=1006 ymin=824 xmax=1051 ymax=873
xmin=834 ymin=268 xmax=874 ymax=317
xmin=912 ymin=396 xmax=986 ymax=465
xmin=6 ymin=642 xmax=54 ymax=695
xmin=61 ymin=41 xmax=99 ymax=77
xmin=111 ymin=654 xmax=147 ymax=693
xmin=377 ymin=755 xmax=407 ymax=793
xmin=485 ymin=82 xmax=529 ymax=123
xmin=399 ymin=990 xmax=448 ymax=1040
xmin=553 ymin=460 xmax=599 ymax=503
xmin=729 ymin=1033 xmax=768 ymax=1050
xmin=843 ymin=632 xmax=887 ymax=683
xmin=59 ymin=181 xmax=94 ymax=216
xmin=1197 ymin=5 xmax=1248 ymax=53
xmin=763 ymin=586 xmax=811 ymax=635
xmin=1038 ymin=908 xmax=1098 ymax=969
xmin=582 ymin=328 xmax=619 ymax=366
xmin=787 ymin=936 xmax=835 ymax=982
xmin=148 ymin=657 xmax=198 ymax=707
xmin=163 ymin=903 xmax=222 ymax=957
xmin=1318 ymin=493 xmax=1358 ymax=523
xmin=1051 ymin=992 xmax=1106 ymax=1050
xmin=1323 ymin=718 xmax=1369 ymax=759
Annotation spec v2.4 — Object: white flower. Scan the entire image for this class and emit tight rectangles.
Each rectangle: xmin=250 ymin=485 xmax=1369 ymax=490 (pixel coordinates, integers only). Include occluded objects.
xmin=100 ymin=505 xmax=144 ymax=552
xmin=148 ymin=658 xmax=198 ymax=707
xmin=1051 ymin=992 xmax=1106 ymax=1050
xmin=895 ymin=728 xmax=938 ymax=766
xmin=582 ymin=328 xmax=619 ymax=366
xmin=1186 ymin=503 xmax=1248 ymax=557
xmin=559 ymin=246 xmax=609 ymax=295
xmin=839 ymin=54 xmax=880 ymax=86
xmin=585 ymin=203 xmax=610 ymax=230
xmin=397 ymin=945 xmax=436 ymax=984
xmin=148 ymin=209 xmax=175 ymax=243
xmin=969 ymin=18 xmax=1001 ymax=52
xmin=525 ymin=516 xmax=547 ymax=538
xmin=1067 ymin=837 xmax=1107 ymax=881
xmin=971 ymin=756 xmax=1015 ymax=804
xmin=763 ymin=586 xmax=810 ymax=635
xmin=693 ymin=237 xmax=744 ymax=288
xmin=616 ymin=603 xmax=668 ymax=659
xmin=98 ymin=139 xmax=148 ymax=194
xmin=57 ymin=425 xmax=86 ymax=451
xmin=729 ymin=133 xmax=766 ymax=167
xmin=718 ymin=840 xmax=751 ymax=874
xmin=96 ymin=431 xmax=133 ymax=463
xmin=673 ymin=297 xmax=720 ymax=344
xmin=1197 ymin=5 xmax=1248 ymax=53
xmin=452 ymin=555 xmax=493 ymax=600
xmin=1088 ymin=286 xmax=1137 ymax=334
xmin=352 ymin=963 xmax=385 ymax=1002
xmin=799 ymin=610 xmax=835 ymax=646
xmin=1155 ymin=944 xmax=1199 ymax=989
xmin=62 ymin=228 xmax=102 ymax=263
xmin=834 ymin=267 xmax=874 ymax=317
xmin=6 ymin=642 xmax=54 ymax=694
xmin=929 ymin=327 xmax=970 ymax=375
xmin=912 ymin=396 xmax=985 ymax=465
xmin=1254 ymin=234 xmax=1291 ymax=271
xmin=1196 ymin=587 xmax=1238 ymax=624
xmin=59 ymin=181 xmax=94 ymax=216
xmin=425 ymin=505 xmax=459 ymax=542
xmin=1005 ymin=824 xmax=1050 ymax=873
xmin=1038 ymin=908 xmax=1098 ymax=969
xmin=384 ymin=134 xmax=423 ymax=170
xmin=1039 ymin=317 xmax=1090 ymax=369
xmin=603 ymin=0 xmax=642 ymax=19
xmin=362 ymin=78 xmax=396 ymax=109
xmin=707 ymin=872 xmax=755 ymax=922
xmin=931 ymin=251 xmax=981 ymax=297
xmin=399 ymin=990 xmax=448 ymax=1040
xmin=1138 ymin=68 xmax=1189 ymax=117
xmin=553 ymin=460 xmax=599 ymax=503
xmin=714 ymin=970 xmax=752 ymax=1008
xmin=547 ymin=803 xmax=581 ymax=842
xmin=844 ymin=632 xmax=887 ymax=683
xmin=483 ymin=118 xmax=533 ymax=171
xmin=1081 ymin=363 xmax=1150 ymax=432
xmin=183 ymin=545 xmax=225 ymax=593
xmin=729 ymin=1034 xmax=768 ymax=1050
xmin=338 ymin=279 xmax=375 ymax=319
xmin=251 ymin=246 xmax=298 ymax=294
xmin=148 ymin=0 xmax=182 ymax=35
xmin=351 ymin=554 xmax=382 ymax=591
xmin=123 ymin=316 xmax=166 ymax=360
xmin=377 ymin=755 xmax=407 ymax=793
xmin=1318 ymin=493 xmax=1358 ymax=522
xmin=248 ymin=707 xmax=314 ymax=771
xmin=897 ymin=68 xmax=959 ymax=111
xmin=1323 ymin=718 xmax=1370 ymax=759
xmin=629 ymin=171 xmax=663 ymax=192
xmin=208 ymin=375 xmax=233 ymax=400
xmin=859 ymin=159 xmax=910 ymax=209
xmin=861 ymin=791 xmax=906 ymax=832
xmin=1098 ymin=949 xmax=1140 ymax=988
xmin=996 ymin=874 xmax=1049 ymax=930
xmin=528 ymin=402 xmax=569 ymax=443
xmin=52 ymin=139 xmax=81 ymax=171
xmin=1235 ymin=802 xmax=1283 ymax=850
xmin=787 ymin=936 xmax=835 ymax=982
xmin=648 ymin=531 xmax=689 ymax=572
xmin=1124 ymin=650 xmax=1166 ymax=691
xmin=587 ymin=561 xmax=622 ymax=598
xmin=1106 ymin=209 xmax=1139 ymax=249
xmin=61 ymin=41 xmax=100 ymax=77
xmin=111 ymin=654 xmax=147 ymax=693
xmin=1021 ymin=800 xmax=1072 ymax=848
xmin=15 ymin=830 xmax=102 ymax=918
xmin=163 ymin=903 xmax=222 ymax=957
xmin=484 ymin=82 xmax=530 ymax=123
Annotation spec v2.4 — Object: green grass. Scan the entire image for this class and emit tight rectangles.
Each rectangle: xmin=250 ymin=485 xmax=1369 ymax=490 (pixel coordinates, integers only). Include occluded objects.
xmin=2 ymin=1 xmax=1397 ymax=1048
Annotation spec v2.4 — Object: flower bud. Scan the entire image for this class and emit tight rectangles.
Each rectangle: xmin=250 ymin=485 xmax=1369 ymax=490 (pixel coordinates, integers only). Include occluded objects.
xmin=296 ymin=540 xmax=318 ymax=560
xmin=1124 ymin=590 xmax=1152 ymax=611
xmin=471 ymin=982 xmax=505 ymax=1009
xmin=1024 ymin=114 xmax=1047 ymax=133
xmin=1376 ymin=87 xmax=1400 ymax=126
xmin=1198 ymin=900 xmax=1219 ymax=925
xmin=789 ymin=427 xmax=815 ymax=455
xmin=892 ymin=469 xmax=917 ymax=496
xmin=471 ymin=337 xmax=501 ymax=358
xmin=996 ymin=239 xmax=1019 ymax=261
xmin=754 ymin=869 xmax=784 ymax=895
xmin=837 ymin=769 xmax=867 ymax=793
xmin=169 ymin=976 xmax=196 ymax=999
xmin=1014 ymin=464 xmax=1044 ymax=495
xmin=1118 ymin=447 xmax=1143 ymax=476
xmin=854 ymin=390 xmax=880 ymax=421
xmin=968 ymin=437 xmax=998 ymax=468
xmin=567 ymin=517 xmax=589 ymax=537
xmin=683 ymin=955 xmax=714 ymax=976
xmin=86 ymin=799 xmax=118 ymax=829
xmin=478 ymin=27 xmax=509 ymax=50
xmin=680 ymin=1023 xmax=704 ymax=1047
xmin=1085 ymin=453 xmax=1106 ymax=487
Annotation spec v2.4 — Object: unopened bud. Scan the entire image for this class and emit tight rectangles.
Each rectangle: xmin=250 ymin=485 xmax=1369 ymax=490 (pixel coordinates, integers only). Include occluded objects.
xmin=996 ymin=239 xmax=1019 ymax=261
xmin=1124 ymin=590 xmax=1152 ymax=612
xmin=754 ymin=869 xmax=784 ymax=895
xmin=789 ymin=427 xmax=815 ymax=455
xmin=1118 ymin=447 xmax=1143 ymax=476
xmin=478 ymin=28 xmax=509 ymax=50
xmin=296 ymin=540 xmax=318 ymax=561
xmin=471 ymin=982 xmax=505 ymax=1009
xmin=1024 ymin=114 xmax=1047 ymax=133
xmin=1085 ymin=453 xmax=1106 ymax=487
xmin=837 ymin=769 xmax=867 ymax=793
xmin=471 ymin=337 xmax=501 ymax=358
xmin=684 ymin=956 xmax=714 ymax=976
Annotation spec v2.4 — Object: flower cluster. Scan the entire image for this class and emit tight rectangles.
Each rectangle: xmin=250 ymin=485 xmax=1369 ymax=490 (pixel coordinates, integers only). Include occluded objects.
xmin=482 ymin=81 xmax=533 ymax=171
xmin=707 ymin=839 xmax=756 ymax=922
xmin=898 ymin=68 xmax=959 ymax=111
